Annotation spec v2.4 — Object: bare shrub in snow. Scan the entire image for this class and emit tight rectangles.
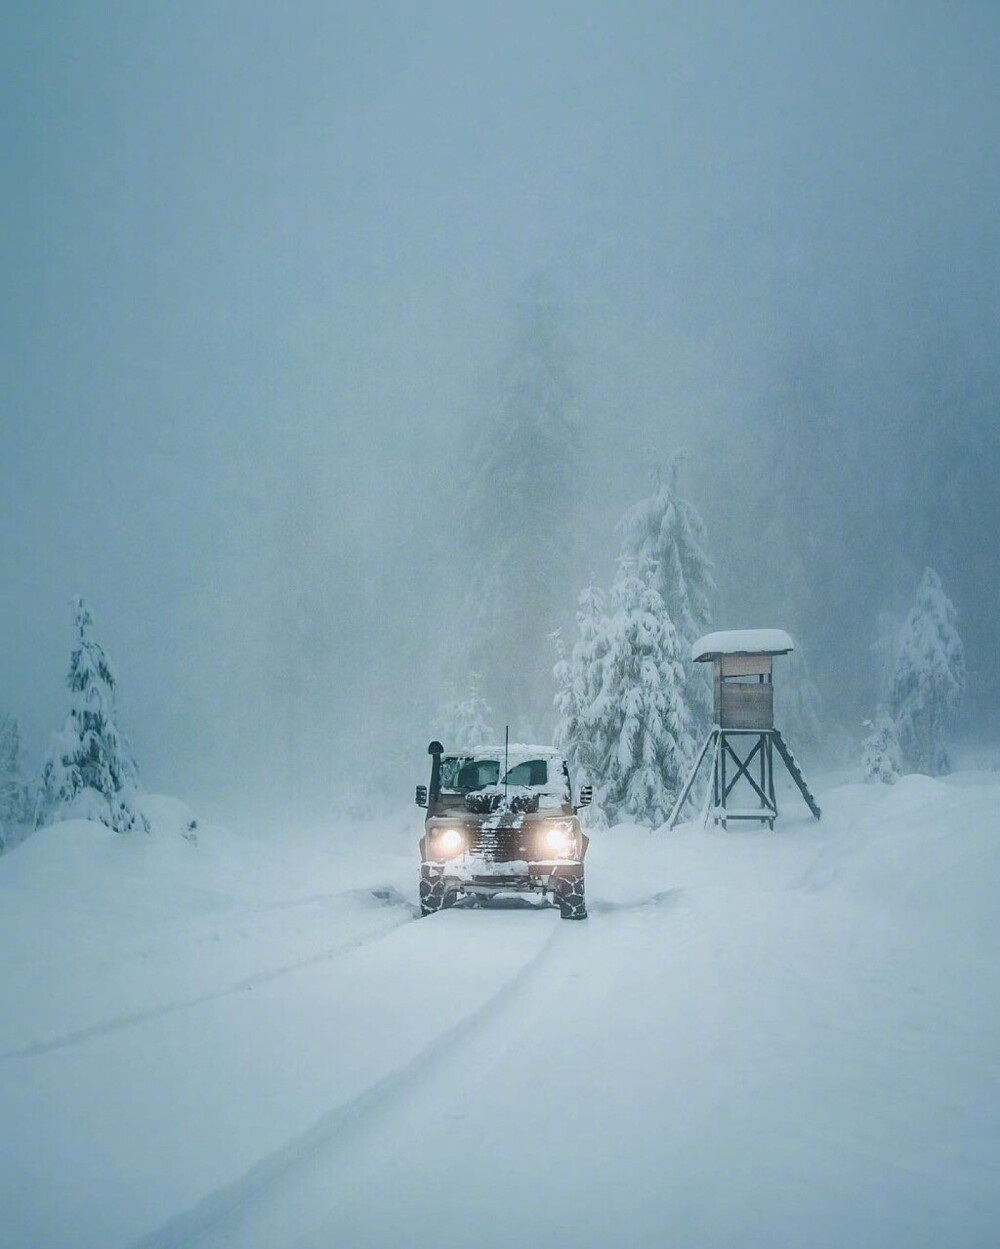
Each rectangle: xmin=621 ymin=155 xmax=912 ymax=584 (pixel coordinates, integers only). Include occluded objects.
xmin=39 ymin=597 xmax=148 ymax=833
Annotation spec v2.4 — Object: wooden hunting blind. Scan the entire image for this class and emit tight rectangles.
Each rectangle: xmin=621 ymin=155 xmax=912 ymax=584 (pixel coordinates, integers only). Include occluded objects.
xmin=669 ymin=629 xmax=821 ymax=829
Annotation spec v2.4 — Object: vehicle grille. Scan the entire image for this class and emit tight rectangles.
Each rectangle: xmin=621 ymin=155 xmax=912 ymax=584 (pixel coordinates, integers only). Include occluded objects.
xmin=468 ymin=823 xmax=536 ymax=863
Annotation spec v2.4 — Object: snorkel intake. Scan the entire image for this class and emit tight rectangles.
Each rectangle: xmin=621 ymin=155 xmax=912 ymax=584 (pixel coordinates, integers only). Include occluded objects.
xmin=427 ymin=740 xmax=444 ymax=813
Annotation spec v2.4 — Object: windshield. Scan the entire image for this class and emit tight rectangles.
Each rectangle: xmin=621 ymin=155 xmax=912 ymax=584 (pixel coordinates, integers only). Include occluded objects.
xmin=439 ymin=755 xmax=549 ymax=792
xmin=440 ymin=756 xmax=501 ymax=792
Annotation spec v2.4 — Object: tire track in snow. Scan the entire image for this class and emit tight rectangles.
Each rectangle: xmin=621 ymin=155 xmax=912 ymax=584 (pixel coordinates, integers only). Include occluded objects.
xmin=241 ymin=885 xmax=409 ymax=917
xmin=127 ymin=915 xmax=567 ymax=1249
xmin=0 ymin=893 xmax=416 ymax=1064
xmin=587 ymin=887 xmax=683 ymax=915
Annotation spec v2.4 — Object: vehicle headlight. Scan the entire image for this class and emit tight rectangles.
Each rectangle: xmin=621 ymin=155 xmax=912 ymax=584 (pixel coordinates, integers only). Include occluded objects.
xmin=543 ymin=821 xmax=576 ymax=856
xmin=434 ymin=828 xmax=465 ymax=858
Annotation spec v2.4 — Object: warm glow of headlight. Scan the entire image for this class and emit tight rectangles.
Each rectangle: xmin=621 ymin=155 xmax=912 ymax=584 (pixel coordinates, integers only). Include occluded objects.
xmin=544 ymin=823 xmax=575 ymax=854
xmin=436 ymin=828 xmax=464 ymax=856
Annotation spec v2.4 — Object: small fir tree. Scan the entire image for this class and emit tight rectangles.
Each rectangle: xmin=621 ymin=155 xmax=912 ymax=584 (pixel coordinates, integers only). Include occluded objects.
xmin=886 ymin=568 xmax=965 ymax=776
xmin=861 ymin=709 xmax=903 ymax=784
xmin=439 ymin=672 xmax=495 ymax=751
xmin=618 ymin=453 xmax=715 ymax=729
xmin=40 ymin=597 xmax=147 ymax=832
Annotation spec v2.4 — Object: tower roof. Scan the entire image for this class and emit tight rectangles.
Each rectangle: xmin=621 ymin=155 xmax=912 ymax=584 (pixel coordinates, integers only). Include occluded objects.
xmin=692 ymin=629 xmax=795 ymax=662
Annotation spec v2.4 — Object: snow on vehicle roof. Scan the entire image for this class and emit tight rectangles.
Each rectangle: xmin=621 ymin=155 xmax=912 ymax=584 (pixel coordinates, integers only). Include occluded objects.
xmin=692 ymin=629 xmax=795 ymax=662
xmin=447 ymin=744 xmax=563 ymax=759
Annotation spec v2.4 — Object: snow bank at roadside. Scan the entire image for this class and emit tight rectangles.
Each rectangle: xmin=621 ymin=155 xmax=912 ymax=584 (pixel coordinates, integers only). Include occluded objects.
xmin=0 ymin=797 xmax=417 ymax=1059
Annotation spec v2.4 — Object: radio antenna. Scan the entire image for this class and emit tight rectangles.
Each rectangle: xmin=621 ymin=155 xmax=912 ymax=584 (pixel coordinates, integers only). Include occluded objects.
xmin=504 ymin=724 xmax=509 ymax=804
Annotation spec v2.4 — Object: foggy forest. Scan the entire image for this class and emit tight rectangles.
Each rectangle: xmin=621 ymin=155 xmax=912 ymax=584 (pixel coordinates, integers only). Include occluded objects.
xmin=4 ymin=2 xmax=998 ymax=823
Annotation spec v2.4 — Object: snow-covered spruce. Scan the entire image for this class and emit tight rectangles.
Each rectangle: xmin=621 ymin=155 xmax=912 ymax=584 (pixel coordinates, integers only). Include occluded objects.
xmin=437 ymin=671 xmax=494 ymax=751
xmin=885 ymin=568 xmax=965 ymax=776
xmin=618 ymin=452 xmax=715 ymax=731
xmin=39 ymin=597 xmax=148 ymax=833
xmin=557 ymin=560 xmax=696 ymax=828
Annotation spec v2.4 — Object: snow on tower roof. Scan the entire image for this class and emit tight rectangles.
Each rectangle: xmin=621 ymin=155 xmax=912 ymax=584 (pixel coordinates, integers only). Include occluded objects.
xmin=692 ymin=629 xmax=795 ymax=662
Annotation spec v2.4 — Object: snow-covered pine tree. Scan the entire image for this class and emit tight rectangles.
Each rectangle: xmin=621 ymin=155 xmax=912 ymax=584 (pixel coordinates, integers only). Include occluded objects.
xmin=0 ymin=712 xmax=29 ymax=851
xmin=586 ymin=560 xmax=695 ymax=827
xmin=461 ymin=278 xmax=578 ymax=734
xmin=40 ymin=597 xmax=147 ymax=833
xmin=617 ymin=453 xmax=715 ymax=730
xmin=553 ymin=582 xmax=610 ymax=795
xmin=438 ymin=672 xmax=494 ymax=751
xmin=887 ymin=568 xmax=965 ymax=776
xmin=861 ymin=708 xmax=902 ymax=784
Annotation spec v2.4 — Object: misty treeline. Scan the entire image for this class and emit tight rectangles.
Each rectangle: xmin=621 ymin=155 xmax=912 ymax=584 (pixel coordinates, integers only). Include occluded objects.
xmin=105 ymin=257 xmax=989 ymax=822
xmin=862 ymin=569 xmax=965 ymax=785
xmin=3 ymin=553 xmax=961 ymax=847
xmin=0 ymin=279 xmax=976 ymax=841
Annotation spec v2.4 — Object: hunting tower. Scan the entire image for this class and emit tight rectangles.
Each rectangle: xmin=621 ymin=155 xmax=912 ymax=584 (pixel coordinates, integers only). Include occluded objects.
xmin=669 ymin=629 xmax=821 ymax=829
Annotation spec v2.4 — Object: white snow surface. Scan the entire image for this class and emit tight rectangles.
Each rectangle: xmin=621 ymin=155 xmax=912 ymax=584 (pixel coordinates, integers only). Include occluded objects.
xmin=692 ymin=628 xmax=795 ymax=660
xmin=1 ymin=770 xmax=999 ymax=1248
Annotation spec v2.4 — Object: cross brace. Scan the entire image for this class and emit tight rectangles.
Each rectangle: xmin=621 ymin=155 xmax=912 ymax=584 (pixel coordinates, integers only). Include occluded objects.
xmin=668 ymin=728 xmax=821 ymax=829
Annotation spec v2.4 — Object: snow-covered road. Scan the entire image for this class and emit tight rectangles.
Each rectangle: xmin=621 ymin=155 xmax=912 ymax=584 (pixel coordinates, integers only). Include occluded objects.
xmin=1 ymin=773 xmax=998 ymax=1248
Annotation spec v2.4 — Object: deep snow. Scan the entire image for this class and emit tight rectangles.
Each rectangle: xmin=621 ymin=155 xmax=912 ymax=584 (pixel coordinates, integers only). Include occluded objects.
xmin=1 ymin=771 xmax=998 ymax=1248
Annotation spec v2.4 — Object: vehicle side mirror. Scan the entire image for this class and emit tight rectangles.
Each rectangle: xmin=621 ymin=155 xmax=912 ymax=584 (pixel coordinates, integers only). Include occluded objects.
xmin=415 ymin=785 xmax=428 ymax=808
xmin=578 ymin=785 xmax=593 ymax=808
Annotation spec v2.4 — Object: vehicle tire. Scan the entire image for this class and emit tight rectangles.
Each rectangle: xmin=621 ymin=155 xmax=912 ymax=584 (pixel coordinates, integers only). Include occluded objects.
xmin=555 ymin=869 xmax=587 ymax=920
xmin=420 ymin=874 xmax=447 ymax=916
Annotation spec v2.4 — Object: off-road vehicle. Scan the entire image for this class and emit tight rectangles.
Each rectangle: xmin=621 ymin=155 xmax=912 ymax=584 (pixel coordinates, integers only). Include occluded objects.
xmin=415 ymin=741 xmax=591 ymax=919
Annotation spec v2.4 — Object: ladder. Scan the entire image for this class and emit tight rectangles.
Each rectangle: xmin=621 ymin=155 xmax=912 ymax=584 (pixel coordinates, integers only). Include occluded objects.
xmin=772 ymin=730 xmax=822 ymax=820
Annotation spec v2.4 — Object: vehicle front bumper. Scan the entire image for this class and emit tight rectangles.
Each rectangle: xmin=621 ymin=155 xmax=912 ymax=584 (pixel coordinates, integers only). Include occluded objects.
xmin=420 ymin=857 xmax=583 ymax=892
